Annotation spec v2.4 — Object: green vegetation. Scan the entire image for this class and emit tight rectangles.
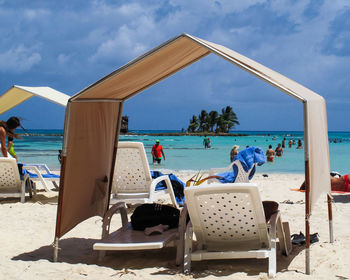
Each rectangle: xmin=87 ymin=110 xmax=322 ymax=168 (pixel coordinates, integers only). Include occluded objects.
xmin=187 ymin=106 xmax=239 ymax=133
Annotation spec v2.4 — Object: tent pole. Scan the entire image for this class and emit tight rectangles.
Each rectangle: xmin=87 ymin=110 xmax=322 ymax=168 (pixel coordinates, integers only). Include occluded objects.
xmin=53 ymin=102 xmax=70 ymax=262
xmin=53 ymin=237 xmax=59 ymax=262
xmin=305 ymin=159 xmax=311 ymax=275
xmin=106 ymin=101 xmax=123 ymax=210
xmin=327 ymin=194 xmax=334 ymax=243
xmin=303 ymin=101 xmax=310 ymax=275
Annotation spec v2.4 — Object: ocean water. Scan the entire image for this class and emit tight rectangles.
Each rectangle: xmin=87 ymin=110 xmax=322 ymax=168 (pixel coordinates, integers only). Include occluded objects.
xmin=11 ymin=129 xmax=350 ymax=174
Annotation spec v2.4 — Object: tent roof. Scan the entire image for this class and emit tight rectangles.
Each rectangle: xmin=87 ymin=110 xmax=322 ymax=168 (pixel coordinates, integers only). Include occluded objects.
xmin=0 ymin=85 xmax=70 ymax=114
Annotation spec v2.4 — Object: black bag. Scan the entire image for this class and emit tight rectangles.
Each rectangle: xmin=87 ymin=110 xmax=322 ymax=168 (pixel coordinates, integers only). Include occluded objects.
xmin=131 ymin=203 xmax=180 ymax=230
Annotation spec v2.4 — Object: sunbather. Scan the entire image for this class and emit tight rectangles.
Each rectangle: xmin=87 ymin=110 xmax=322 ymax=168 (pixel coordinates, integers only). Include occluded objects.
xmin=300 ymin=173 xmax=350 ymax=192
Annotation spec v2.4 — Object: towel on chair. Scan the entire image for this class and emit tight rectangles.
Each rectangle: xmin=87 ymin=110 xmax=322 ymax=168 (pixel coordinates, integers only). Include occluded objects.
xmin=217 ymin=146 xmax=266 ymax=183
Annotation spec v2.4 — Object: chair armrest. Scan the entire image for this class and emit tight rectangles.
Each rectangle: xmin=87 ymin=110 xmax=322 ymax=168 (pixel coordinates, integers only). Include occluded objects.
xmin=267 ymin=210 xmax=280 ymax=240
xmin=150 ymin=175 xmax=179 ymax=208
xmin=101 ymin=202 xmax=128 ymax=239
xmin=178 ymin=204 xmax=188 ymax=233
xmin=24 ymin=164 xmax=50 ymax=174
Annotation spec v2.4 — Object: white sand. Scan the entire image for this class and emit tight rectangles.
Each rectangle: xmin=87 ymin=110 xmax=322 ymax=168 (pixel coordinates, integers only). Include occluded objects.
xmin=1 ymin=172 xmax=349 ymax=280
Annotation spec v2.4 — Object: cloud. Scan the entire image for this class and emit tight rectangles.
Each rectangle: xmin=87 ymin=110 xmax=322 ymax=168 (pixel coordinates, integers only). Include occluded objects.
xmin=321 ymin=7 xmax=350 ymax=57
xmin=0 ymin=45 xmax=41 ymax=73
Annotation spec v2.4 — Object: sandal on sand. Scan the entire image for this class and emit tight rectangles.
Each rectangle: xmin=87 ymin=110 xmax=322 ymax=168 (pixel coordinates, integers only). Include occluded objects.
xmin=291 ymin=232 xmax=305 ymax=245
xmin=310 ymin=233 xmax=319 ymax=244
xmin=291 ymin=232 xmax=319 ymax=245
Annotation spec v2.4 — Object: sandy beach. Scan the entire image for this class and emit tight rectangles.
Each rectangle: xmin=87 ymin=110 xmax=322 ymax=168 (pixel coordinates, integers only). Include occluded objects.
xmin=1 ymin=172 xmax=349 ymax=280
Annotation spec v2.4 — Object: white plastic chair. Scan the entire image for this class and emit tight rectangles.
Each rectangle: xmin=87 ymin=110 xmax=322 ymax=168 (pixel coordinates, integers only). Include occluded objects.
xmin=208 ymin=160 xmax=255 ymax=183
xmin=111 ymin=142 xmax=178 ymax=207
xmin=23 ymin=164 xmax=59 ymax=192
xmin=93 ymin=202 xmax=187 ymax=264
xmin=183 ymin=183 xmax=291 ymax=277
xmin=0 ymin=157 xmax=35 ymax=203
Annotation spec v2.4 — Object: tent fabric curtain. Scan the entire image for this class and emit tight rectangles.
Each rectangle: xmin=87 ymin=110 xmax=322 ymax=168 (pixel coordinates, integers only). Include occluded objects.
xmin=55 ymin=33 xmax=330 ymax=239
xmin=56 ymin=101 xmax=120 ymax=238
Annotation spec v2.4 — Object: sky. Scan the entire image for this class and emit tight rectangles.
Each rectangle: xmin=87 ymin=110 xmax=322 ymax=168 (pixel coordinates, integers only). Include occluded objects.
xmin=0 ymin=0 xmax=349 ymax=131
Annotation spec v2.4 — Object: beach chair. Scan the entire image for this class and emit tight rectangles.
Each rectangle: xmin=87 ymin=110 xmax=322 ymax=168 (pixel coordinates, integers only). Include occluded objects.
xmin=111 ymin=142 xmax=178 ymax=207
xmin=0 ymin=157 xmax=35 ymax=203
xmin=183 ymin=183 xmax=291 ymax=277
xmin=23 ymin=164 xmax=60 ymax=192
xmin=208 ymin=159 xmax=254 ymax=183
xmin=93 ymin=201 xmax=187 ymax=264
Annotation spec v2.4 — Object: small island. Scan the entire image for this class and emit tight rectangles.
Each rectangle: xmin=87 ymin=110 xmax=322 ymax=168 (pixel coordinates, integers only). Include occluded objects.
xmin=124 ymin=106 xmax=247 ymax=136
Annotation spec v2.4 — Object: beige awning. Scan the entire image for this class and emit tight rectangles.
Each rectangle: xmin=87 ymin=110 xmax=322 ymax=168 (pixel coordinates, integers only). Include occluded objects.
xmin=0 ymin=85 xmax=70 ymax=114
xmin=55 ymin=33 xmax=330 ymax=240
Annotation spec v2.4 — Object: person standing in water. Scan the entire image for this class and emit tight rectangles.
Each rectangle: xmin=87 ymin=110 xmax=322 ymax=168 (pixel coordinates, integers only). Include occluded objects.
xmin=152 ymin=140 xmax=165 ymax=164
xmin=230 ymin=145 xmax=239 ymax=162
xmin=275 ymin=143 xmax=284 ymax=157
xmin=203 ymin=135 xmax=211 ymax=149
xmin=266 ymin=145 xmax=275 ymax=162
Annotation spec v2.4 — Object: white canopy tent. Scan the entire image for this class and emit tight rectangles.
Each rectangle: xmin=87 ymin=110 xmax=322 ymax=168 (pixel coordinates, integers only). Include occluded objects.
xmin=54 ymin=34 xmax=331 ymax=274
xmin=0 ymin=85 xmax=70 ymax=114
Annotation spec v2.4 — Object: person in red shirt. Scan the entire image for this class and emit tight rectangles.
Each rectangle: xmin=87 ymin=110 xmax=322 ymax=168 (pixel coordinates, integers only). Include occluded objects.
xmin=152 ymin=140 xmax=165 ymax=164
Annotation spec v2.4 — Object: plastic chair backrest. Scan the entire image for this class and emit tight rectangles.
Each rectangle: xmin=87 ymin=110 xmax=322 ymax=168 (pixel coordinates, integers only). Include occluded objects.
xmin=0 ymin=157 xmax=21 ymax=191
xmin=113 ymin=142 xmax=152 ymax=193
xmin=184 ymin=183 xmax=270 ymax=251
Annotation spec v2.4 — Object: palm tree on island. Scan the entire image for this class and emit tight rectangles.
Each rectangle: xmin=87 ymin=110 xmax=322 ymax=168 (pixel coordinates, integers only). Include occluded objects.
xmin=187 ymin=106 xmax=239 ymax=134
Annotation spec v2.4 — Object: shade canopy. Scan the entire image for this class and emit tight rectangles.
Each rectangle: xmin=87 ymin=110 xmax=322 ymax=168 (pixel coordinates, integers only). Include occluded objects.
xmin=56 ymin=33 xmax=330 ymax=239
xmin=0 ymin=85 xmax=70 ymax=114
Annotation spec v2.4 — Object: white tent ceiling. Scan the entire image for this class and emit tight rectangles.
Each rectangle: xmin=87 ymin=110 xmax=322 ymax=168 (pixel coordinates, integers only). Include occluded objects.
xmin=0 ymin=85 xmax=70 ymax=114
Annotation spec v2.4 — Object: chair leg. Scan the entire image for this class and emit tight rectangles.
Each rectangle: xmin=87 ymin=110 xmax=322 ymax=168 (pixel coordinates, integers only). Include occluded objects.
xmin=268 ymin=225 xmax=277 ymax=277
xmin=268 ymin=249 xmax=277 ymax=278
xmin=53 ymin=181 xmax=59 ymax=189
xmin=98 ymin=250 xmax=106 ymax=262
xmin=21 ymin=181 xmax=26 ymax=203
xmin=183 ymin=223 xmax=193 ymax=274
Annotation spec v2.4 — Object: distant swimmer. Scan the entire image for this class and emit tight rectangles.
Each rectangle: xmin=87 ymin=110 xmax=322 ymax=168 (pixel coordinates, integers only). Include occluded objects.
xmin=275 ymin=143 xmax=283 ymax=157
xmin=282 ymin=138 xmax=286 ymax=148
xmin=288 ymin=140 xmax=292 ymax=148
xmin=296 ymin=139 xmax=303 ymax=149
xmin=266 ymin=145 xmax=275 ymax=162
xmin=152 ymin=139 xmax=165 ymax=164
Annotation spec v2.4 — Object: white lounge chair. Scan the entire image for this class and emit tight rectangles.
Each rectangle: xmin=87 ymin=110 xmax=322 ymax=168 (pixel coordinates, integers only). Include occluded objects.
xmin=208 ymin=160 xmax=255 ymax=183
xmin=111 ymin=142 xmax=178 ymax=207
xmin=183 ymin=183 xmax=291 ymax=277
xmin=0 ymin=157 xmax=35 ymax=203
xmin=23 ymin=163 xmax=59 ymax=192
xmin=93 ymin=201 xmax=187 ymax=264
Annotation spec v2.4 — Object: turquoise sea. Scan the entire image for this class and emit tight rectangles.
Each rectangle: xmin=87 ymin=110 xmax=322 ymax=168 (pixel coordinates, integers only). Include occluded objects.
xmin=12 ymin=130 xmax=350 ymax=175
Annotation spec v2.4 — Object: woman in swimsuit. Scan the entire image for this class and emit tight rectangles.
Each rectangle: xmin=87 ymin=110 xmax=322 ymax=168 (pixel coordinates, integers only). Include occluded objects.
xmin=300 ymin=174 xmax=350 ymax=192
xmin=0 ymin=116 xmax=22 ymax=157
xmin=266 ymin=145 xmax=275 ymax=162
